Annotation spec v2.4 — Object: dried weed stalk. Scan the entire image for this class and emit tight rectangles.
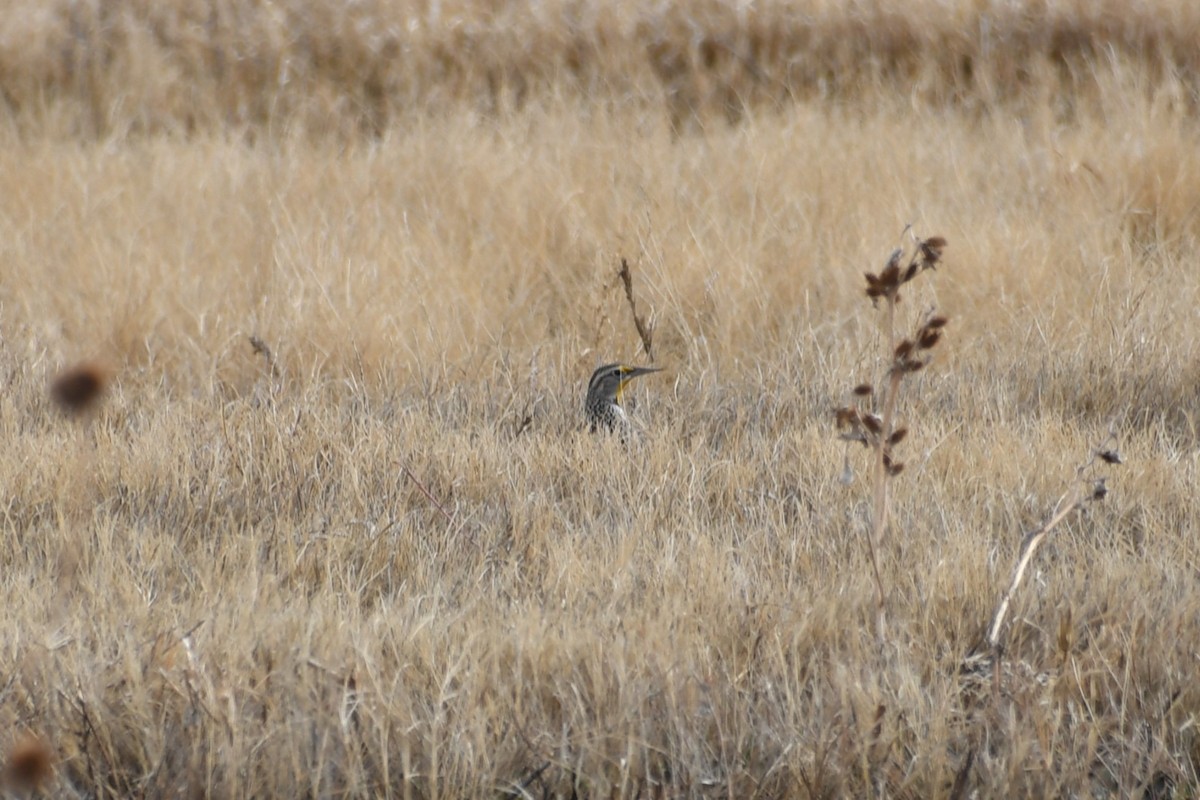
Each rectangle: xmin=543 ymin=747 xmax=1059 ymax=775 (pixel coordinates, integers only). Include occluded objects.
xmin=981 ymin=435 xmax=1122 ymax=656
xmin=618 ymin=257 xmax=655 ymax=359
xmin=514 ymin=348 xmax=543 ymax=439
xmin=952 ymin=437 xmax=1122 ymax=796
xmin=396 ymin=461 xmax=456 ymax=524
xmin=249 ymin=334 xmax=281 ymax=379
xmin=835 ymin=232 xmax=947 ymax=641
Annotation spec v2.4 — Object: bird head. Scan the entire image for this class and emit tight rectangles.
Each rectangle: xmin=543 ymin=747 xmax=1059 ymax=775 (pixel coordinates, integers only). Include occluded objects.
xmin=587 ymin=363 xmax=662 ymax=407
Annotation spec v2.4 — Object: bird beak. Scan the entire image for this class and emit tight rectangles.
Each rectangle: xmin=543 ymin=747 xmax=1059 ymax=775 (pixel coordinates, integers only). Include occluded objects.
xmin=621 ymin=366 xmax=663 ymax=380
xmin=616 ymin=366 xmax=663 ymax=404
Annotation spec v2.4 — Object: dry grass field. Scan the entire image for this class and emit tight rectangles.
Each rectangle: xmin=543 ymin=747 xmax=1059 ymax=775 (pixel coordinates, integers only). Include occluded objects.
xmin=2 ymin=0 xmax=1200 ymax=797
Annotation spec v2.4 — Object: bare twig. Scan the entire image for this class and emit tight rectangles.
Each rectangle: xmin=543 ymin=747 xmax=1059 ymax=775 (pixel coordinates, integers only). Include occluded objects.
xmin=984 ymin=437 xmax=1120 ymax=649
xmin=617 ymin=257 xmax=655 ymax=358
xmin=249 ymin=335 xmax=281 ymax=378
xmin=397 ymin=461 xmax=455 ymax=523
xmin=948 ymin=747 xmax=975 ymax=800
xmin=512 ymin=761 xmax=552 ymax=798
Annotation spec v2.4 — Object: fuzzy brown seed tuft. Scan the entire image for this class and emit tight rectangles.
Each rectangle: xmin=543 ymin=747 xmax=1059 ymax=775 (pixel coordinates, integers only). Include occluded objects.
xmin=6 ymin=734 xmax=53 ymax=791
xmin=919 ymin=236 xmax=947 ymax=267
xmin=864 ymin=272 xmax=885 ymax=303
xmin=50 ymin=364 xmax=107 ymax=415
xmin=853 ymin=383 xmax=874 ymax=396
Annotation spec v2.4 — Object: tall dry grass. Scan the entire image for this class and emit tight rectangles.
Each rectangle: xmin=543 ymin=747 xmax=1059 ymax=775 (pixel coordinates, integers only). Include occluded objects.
xmin=2 ymin=0 xmax=1200 ymax=138
xmin=1 ymin=1 xmax=1199 ymax=797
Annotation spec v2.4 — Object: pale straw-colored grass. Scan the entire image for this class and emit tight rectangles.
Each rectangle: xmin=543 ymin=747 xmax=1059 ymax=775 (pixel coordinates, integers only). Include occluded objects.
xmin=1 ymin=1 xmax=1199 ymax=796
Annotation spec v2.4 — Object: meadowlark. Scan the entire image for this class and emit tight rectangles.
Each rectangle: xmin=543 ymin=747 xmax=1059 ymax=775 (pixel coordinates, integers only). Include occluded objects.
xmin=585 ymin=363 xmax=662 ymax=434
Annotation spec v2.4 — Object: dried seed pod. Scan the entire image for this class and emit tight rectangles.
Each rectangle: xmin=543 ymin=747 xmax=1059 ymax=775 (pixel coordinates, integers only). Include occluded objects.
xmin=1091 ymin=479 xmax=1108 ymax=501
xmin=926 ymin=315 xmax=949 ymax=329
xmin=1098 ymin=449 xmax=1123 ymax=464
xmin=863 ymin=414 xmax=883 ymax=434
xmin=889 ymin=428 xmax=908 ymax=445
xmin=920 ymin=236 xmax=947 ymax=267
xmin=918 ymin=329 xmax=942 ymax=349
xmin=894 ymin=339 xmax=915 ymax=359
xmin=853 ymin=383 xmax=874 ymax=396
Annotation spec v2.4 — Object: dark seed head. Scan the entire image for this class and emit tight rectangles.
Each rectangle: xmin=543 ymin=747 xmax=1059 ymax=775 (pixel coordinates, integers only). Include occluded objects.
xmin=880 ymin=262 xmax=901 ymax=287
